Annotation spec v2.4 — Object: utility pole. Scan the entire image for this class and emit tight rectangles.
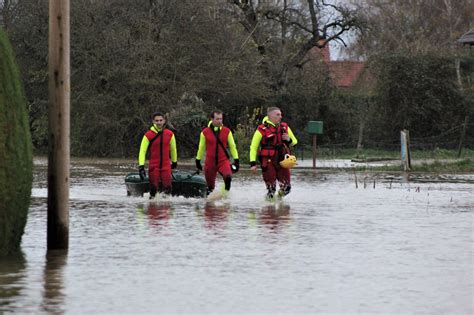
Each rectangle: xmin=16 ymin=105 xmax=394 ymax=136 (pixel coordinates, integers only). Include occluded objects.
xmin=48 ymin=0 xmax=70 ymax=250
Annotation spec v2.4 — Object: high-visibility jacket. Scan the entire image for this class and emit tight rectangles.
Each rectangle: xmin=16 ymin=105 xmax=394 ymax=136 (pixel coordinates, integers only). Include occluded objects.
xmin=249 ymin=116 xmax=297 ymax=163
xmin=138 ymin=125 xmax=177 ymax=169
xmin=196 ymin=122 xmax=238 ymax=166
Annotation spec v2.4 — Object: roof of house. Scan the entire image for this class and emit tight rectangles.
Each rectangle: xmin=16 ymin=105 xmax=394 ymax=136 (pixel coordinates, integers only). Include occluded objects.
xmin=327 ymin=61 xmax=366 ymax=88
xmin=309 ymin=45 xmax=368 ymax=88
xmin=458 ymin=28 xmax=474 ymax=45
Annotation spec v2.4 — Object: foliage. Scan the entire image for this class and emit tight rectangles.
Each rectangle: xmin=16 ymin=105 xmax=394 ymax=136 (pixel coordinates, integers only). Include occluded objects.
xmin=234 ymin=107 xmax=264 ymax=164
xmin=167 ymin=93 xmax=209 ymax=158
xmin=1 ymin=0 xmax=472 ymax=158
xmin=5 ymin=0 xmax=271 ymax=157
xmin=369 ymin=54 xmax=468 ymax=141
xmin=0 ymin=28 xmax=33 ymax=256
xmin=228 ymin=0 xmax=364 ymax=89
xmin=349 ymin=0 xmax=474 ymax=57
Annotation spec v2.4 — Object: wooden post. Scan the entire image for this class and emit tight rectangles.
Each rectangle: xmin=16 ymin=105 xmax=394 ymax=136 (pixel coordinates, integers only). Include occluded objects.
xmin=406 ymin=129 xmax=412 ymax=170
xmin=400 ymin=129 xmax=411 ymax=172
xmin=312 ymin=134 xmax=317 ymax=169
xmin=47 ymin=0 xmax=70 ymax=250
xmin=457 ymin=115 xmax=469 ymax=158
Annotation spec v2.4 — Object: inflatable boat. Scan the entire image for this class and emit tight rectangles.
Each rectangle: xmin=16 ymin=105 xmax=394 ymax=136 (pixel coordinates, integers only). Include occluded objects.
xmin=125 ymin=169 xmax=207 ymax=198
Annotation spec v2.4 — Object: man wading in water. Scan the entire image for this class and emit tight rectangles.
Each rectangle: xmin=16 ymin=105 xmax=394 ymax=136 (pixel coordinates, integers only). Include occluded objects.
xmin=138 ymin=112 xmax=178 ymax=199
xmin=195 ymin=110 xmax=239 ymax=199
xmin=249 ymin=107 xmax=297 ymax=200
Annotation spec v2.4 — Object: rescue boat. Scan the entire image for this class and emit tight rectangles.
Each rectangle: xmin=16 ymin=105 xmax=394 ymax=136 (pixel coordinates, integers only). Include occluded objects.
xmin=125 ymin=169 xmax=207 ymax=198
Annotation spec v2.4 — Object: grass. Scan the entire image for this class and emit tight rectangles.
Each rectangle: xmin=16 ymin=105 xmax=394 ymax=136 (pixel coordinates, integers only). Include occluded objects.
xmin=352 ymin=158 xmax=474 ymax=173
xmin=411 ymin=158 xmax=474 ymax=173
xmin=293 ymin=147 xmax=473 ymax=173
xmin=296 ymin=147 xmax=474 ymax=161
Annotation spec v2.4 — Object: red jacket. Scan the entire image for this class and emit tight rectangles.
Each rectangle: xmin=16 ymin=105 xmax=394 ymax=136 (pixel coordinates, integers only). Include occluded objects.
xmin=144 ymin=128 xmax=174 ymax=170
xmin=202 ymin=126 xmax=231 ymax=166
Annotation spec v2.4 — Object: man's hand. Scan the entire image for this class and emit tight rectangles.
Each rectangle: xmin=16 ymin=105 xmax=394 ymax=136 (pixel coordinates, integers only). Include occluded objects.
xmin=232 ymin=159 xmax=239 ymax=173
xmin=282 ymin=133 xmax=290 ymax=141
xmin=195 ymin=159 xmax=203 ymax=171
xmin=138 ymin=165 xmax=146 ymax=180
xmin=171 ymin=162 xmax=177 ymax=169
xmin=250 ymin=161 xmax=257 ymax=173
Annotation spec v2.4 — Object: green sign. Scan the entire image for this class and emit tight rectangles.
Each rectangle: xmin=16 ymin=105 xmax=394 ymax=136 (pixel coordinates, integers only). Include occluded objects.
xmin=307 ymin=121 xmax=323 ymax=134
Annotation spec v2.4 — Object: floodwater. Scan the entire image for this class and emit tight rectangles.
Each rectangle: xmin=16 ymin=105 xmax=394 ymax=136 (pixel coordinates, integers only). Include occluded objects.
xmin=1 ymin=158 xmax=473 ymax=314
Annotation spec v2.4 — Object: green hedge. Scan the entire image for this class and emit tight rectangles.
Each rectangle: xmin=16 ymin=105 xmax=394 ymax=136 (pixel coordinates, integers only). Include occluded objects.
xmin=0 ymin=28 xmax=33 ymax=256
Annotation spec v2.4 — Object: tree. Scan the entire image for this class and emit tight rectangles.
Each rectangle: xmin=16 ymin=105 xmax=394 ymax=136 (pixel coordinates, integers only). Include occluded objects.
xmin=369 ymin=54 xmax=467 ymax=143
xmin=228 ymin=0 xmax=363 ymax=90
xmin=0 ymin=27 xmax=33 ymax=256
xmin=6 ymin=0 xmax=271 ymax=156
xmin=349 ymin=0 xmax=474 ymax=57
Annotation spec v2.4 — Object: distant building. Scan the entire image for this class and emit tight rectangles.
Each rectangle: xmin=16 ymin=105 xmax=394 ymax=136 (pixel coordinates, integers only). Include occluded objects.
xmin=458 ymin=28 xmax=474 ymax=46
xmin=310 ymin=43 xmax=367 ymax=89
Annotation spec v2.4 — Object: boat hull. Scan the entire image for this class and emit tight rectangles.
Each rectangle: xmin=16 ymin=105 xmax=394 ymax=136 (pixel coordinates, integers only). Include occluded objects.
xmin=125 ymin=170 xmax=207 ymax=198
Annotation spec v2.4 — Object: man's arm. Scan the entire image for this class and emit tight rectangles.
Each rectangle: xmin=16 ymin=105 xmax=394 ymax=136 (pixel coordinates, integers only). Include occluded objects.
xmin=249 ymin=130 xmax=262 ymax=164
xmin=287 ymin=126 xmax=298 ymax=146
xmin=170 ymin=134 xmax=177 ymax=162
xmin=138 ymin=135 xmax=150 ymax=166
xmin=227 ymin=131 xmax=239 ymax=159
xmin=196 ymin=132 xmax=206 ymax=160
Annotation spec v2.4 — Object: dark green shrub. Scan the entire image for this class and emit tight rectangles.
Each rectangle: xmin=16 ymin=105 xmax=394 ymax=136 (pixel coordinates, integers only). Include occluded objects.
xmin=0 ymin=28 xmax=33 ymax=256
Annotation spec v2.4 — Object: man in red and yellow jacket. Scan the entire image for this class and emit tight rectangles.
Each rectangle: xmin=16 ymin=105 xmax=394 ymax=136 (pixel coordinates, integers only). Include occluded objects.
xmin=196 ymin=110 xmax=239 ymax=195
xmin=138 ymin=112 xmax=177 ymax=198
xmin=250 ymin=107 xmax=297 ymax=200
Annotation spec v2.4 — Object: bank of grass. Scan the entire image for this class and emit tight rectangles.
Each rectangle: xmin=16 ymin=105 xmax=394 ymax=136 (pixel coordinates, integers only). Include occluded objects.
xmin=411 ymin=158 xmax=474 ymax=172
xmin=352 ymin=158 xmax=473 ymax=173
xmin=308 ymin=147 xmax=474 ymax=160
xmin=297 ymin=147 xmax=473 ymax=172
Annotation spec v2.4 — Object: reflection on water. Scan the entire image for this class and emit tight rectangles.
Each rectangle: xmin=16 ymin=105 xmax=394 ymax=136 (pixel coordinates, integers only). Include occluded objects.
xmin=203 ymin=201 xmax=230 ymax=229
xmin=5 ymin=158 xmax=473 ymax=313
xmin=42 ymin=250 xmax=67 ymax=314
xmin=137 ymin=201 xmax=173 ymax=230
xmin=258 ymin=203 xmax=291 ymax=230
xmin=0 ymin=253 xmax=26 ymax=311
xmin=0 ymin=251 xmax=67 ymax=314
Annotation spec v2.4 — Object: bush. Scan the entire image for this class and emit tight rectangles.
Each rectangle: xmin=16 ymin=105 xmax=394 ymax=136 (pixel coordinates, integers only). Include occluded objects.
xmin=0 ymin=28 xmax=33 ymax=256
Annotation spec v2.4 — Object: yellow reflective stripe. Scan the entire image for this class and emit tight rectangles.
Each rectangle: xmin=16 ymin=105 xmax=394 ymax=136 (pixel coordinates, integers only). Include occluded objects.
xmin=170 ymin=134 xmax=177 ymax=162
xmin=227 ymin=131 xmax=239 ymax=159
xmin=138 ymin=136 xmax=150 ymax=166
xmin=196 ymin=132 xmax=206 ymax=160
xmin=249 ymin=130 xmax=262 ymax=162
xmin=287 ymin=126 xmax=298 ymax=146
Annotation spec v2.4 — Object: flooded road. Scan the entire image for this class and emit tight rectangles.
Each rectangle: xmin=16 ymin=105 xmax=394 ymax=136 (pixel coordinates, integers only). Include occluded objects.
xmin=1 ymin=158 xmax=473 ymax=313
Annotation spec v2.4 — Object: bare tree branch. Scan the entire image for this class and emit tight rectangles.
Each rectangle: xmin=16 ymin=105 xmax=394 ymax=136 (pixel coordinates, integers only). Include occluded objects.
xmin=307 ymin=0 xmax=319 ymax=34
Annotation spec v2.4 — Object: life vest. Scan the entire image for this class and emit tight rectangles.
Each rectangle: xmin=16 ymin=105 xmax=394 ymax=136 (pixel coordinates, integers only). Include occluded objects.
xmin=257 ymin=121 xmax=289 ymax=159
xmin=145 ymin=128 xmax=174 ymax=169
xmin=202 ymin=126 xmax=230 ymax=165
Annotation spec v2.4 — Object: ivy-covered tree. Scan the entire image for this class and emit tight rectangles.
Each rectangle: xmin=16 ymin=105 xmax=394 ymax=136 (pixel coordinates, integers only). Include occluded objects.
xmin=0 ymin=28 xmax=33 ymax=256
